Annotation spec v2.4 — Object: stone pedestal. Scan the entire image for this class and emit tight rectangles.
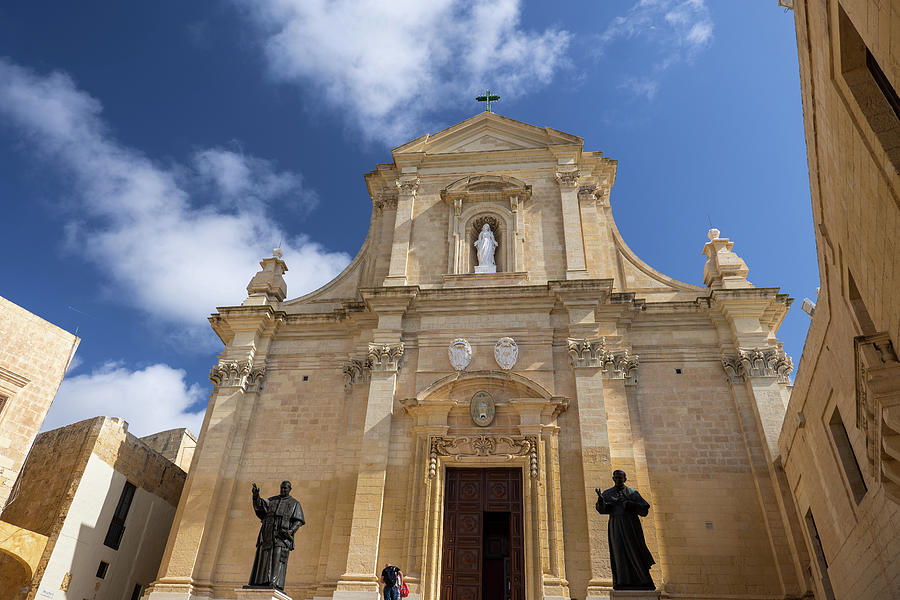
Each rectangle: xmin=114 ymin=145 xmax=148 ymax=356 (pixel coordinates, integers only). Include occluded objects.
xmin=474 ymin=264 xmax=496 ymax=273
xmin=609 ymin=590 xmax=660 ymax=600
xmin=235 ymin=588 xmax=293 ymax=600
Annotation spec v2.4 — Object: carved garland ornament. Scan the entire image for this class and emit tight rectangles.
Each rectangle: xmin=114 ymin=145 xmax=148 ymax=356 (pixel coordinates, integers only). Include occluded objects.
xmin=721 ymin=347 xmax=793 ymax=384
xmin=567 ymin=338 xmax=639 ymax=383
xmin=209 ymin=360 xmax=266 ymax=392
xmin=428 ymin=435 xmax=539 ymax=479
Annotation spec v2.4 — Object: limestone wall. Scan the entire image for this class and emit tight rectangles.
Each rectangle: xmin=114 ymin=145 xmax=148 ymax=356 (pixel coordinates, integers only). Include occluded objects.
xmin=141 ymin=429 xmax=197 ymax=472
xmin=0 ymin=296 xmax=79 ymax=509
xmin=2 ymin=417 xmax=187 ymax=600
xmin=780 ymin=1 xmax=900 ymax=599
xmin=153 ymin=296 xmax=803 ymax=600
xmin=148 ymin=114 xmax=805 ymax=600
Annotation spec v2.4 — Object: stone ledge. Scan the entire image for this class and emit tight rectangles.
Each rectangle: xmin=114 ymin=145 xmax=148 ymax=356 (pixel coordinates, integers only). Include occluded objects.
xmin=442 ymin=271 xmax=529 ymax=288
xmin=236 ymin=587 xmax=293 ymax=600
xmin=609 ymin=590 xmax=660 ymax=600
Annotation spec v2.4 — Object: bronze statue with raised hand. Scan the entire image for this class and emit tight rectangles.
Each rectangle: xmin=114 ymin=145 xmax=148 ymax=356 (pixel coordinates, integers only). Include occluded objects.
xmin=248 ymin=481 xmax=305 ymax=590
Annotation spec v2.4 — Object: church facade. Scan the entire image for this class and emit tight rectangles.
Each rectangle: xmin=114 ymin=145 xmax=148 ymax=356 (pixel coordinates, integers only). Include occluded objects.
xmin=145 ymin=114 xmax=808 ymax=600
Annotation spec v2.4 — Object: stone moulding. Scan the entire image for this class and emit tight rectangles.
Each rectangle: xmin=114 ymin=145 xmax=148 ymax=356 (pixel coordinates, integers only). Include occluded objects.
xmin=367 ymin=342 xmax=404 ymax=372
xmin=721 ymin=347 xmax=793 ymax=384
xmin=428 ymin=435 xmax=539 ymax=479
xmin=209 ymin=360 xmax=266 ymax=392
xmin=0 ymin=365 xmax=30 ymax=389
xmin=567 ymin=337 xmax=639 ymax=384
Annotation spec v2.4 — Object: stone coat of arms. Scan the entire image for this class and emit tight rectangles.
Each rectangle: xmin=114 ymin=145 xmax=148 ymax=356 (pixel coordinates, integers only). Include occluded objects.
xmin=448 ymin=338 xmax=472 ymax=371
xmin=494 ymin=337 xmax=518 ymax=370
xmin=470 ymin=391 xmax=496 ymax=427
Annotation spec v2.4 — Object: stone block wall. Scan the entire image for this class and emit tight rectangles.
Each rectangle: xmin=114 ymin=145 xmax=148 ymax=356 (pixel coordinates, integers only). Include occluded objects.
xmin=779 ymin=1 xmax=900 ymax=599
xmin=0 ymin=296 xmax=79 ymax=509
xmin=2 ymin=417 xmax=188 ymax=600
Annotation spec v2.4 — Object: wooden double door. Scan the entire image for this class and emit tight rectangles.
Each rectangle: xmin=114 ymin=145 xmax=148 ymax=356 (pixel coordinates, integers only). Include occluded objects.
xmin=441 ymin=468 xmax=525 ymax=600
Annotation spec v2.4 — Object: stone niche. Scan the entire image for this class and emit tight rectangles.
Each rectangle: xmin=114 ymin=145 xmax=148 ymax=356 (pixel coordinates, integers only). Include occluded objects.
xmin=441 ymin=175 xmax=530 ymax=276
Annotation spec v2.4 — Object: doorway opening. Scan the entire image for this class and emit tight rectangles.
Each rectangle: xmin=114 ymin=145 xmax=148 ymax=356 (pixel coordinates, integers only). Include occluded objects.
xmin=482 ymin=511 xmax=511 ymax=600
xmin=441 ymin=468 xmax=524 ymax=600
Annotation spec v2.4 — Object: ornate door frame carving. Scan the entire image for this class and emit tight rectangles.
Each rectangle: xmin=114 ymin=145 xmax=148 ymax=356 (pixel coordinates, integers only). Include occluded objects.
xmin=400 ymin=370 xmax=569 ymax=600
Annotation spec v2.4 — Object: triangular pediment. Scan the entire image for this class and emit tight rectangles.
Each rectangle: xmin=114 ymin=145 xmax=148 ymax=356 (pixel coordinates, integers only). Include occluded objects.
xmin=393 ymin=112 xmax=582 ymax=157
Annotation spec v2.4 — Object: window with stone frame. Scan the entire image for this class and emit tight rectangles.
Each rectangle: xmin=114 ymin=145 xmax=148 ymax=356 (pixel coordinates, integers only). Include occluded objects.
xmin=838 ymin=5 xmax=900 ymax=170
xmin=804 ymin=509 xmax=836 ymax=600
xmin=828 ymin=406 xmax=867 ymax=504
xmin=104 ymin=481 xmax=136 ymax=549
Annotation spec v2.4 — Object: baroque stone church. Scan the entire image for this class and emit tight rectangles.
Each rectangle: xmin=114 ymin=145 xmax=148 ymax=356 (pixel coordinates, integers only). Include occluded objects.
xmin=145 ymin=113 xmax=807 ymax=600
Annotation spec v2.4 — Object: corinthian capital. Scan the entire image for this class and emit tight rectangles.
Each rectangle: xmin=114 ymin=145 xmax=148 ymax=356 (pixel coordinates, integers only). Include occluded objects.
xmin=721 ymin=346 xmax=793 ymax=384
xmin=209 ymin=360 xmax=266 ymax=392
xmin=367 ymin=342 xmax=404 ymax=372
xmin=342 ymin=358 xmax=371 ymax=390
xmin=555 ymin=170 xmax=579 ymax=188
xmin=372 ymin=188 xmax=399 ymax=212
xmin=577 ymin=184 xmax=597 ymax=201
xmin=568 ymin=338 xmax=639 ymax=384
xmin=567 ymin=337 xmax=606 ymax=368
xmin=395 ymin=177 xmax=420 ymax=195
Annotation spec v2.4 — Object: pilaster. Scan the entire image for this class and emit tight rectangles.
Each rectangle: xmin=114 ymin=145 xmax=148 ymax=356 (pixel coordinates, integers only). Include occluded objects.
xmin=567 ymin=337 xmax=646 ymax=599
xmin=555 ymin=169 xmax=588 ymax=280
xmin=384 ymin=176 xmax=419 ymax=286
xmin=335 ymin=289 xmax=415 ymax=600
xmin=146 ymin=306 xmax=282 ymax=600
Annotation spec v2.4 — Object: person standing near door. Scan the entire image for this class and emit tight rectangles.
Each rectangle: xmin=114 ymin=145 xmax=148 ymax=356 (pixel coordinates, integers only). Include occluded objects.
xmin=380 ymin=563 xmax=403 ymax=600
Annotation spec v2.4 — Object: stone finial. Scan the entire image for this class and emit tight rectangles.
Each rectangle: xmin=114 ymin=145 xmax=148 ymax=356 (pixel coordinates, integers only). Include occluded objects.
xmin=243 ymin=252 xmax=289 ymax=305
xmin=702 ymin=229 xmax=752 ymax=289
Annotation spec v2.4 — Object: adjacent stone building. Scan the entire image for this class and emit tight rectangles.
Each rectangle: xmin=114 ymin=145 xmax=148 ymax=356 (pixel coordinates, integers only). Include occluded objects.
xmin=0 ymin=296 xmax=80 ymax=509
xmin=145 ymin=113 xmax=808 ymax=600
xmin=141 ymin=429 xmax=198 ymax=473
xmin=778 ymin=1 xmax=900 ymax=599
xmin=0 ymin=417 xmax=191 ymax=600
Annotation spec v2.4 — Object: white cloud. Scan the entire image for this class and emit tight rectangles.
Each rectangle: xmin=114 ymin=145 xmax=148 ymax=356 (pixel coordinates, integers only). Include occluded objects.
xmin=598 ymin=0 xmax=714 ymax=98
xmin=192 ymin=147 xmax=317 ymax=212
xmin=620 ymin=77 xmax=659 ymax=100
xmin=65 ymin=354 xmax=83 ymax=374
xmin=235 ymin=0 xmax=571 ymax=144
xmin=44 ymin=362 xmax=206 ymax=437
xmin=0 ymin=59 xmax=350 ymax=331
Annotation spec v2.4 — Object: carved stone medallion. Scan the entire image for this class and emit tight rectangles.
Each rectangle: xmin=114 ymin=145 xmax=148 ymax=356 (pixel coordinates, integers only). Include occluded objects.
xmin=470 ymin=391 xmax=496 ymax=427
xmin=494 ymin=337 xmax=518 ymax=370
xmin=448 ymin=338 xmax=472 ymax=371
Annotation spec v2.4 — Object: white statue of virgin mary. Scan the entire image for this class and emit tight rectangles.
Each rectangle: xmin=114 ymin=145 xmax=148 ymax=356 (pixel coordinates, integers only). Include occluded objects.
xmin=474 ymin=223 xmax=498 ymax=273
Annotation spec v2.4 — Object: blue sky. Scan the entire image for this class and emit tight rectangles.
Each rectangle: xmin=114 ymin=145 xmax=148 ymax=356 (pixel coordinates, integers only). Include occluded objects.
xmin=0 ymin=1 xmax=815 ymax=436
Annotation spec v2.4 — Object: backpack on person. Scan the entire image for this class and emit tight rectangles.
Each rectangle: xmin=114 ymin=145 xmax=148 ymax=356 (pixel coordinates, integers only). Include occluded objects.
xmin=382 ymin=565 xmax=399 ymax=587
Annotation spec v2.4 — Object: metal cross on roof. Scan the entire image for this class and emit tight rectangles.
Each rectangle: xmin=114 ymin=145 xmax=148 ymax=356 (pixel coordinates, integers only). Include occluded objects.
xmin=475 ymin=89 xmax=500 ymax=113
